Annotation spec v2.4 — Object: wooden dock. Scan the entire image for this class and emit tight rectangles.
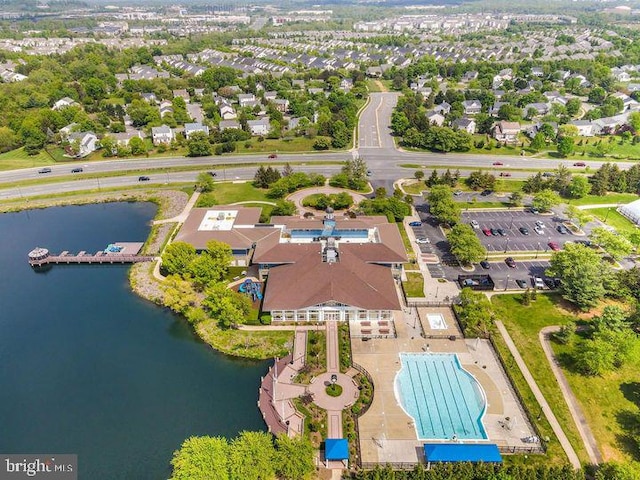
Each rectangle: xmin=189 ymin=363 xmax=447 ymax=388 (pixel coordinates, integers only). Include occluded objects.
xmin=28 ymin=244 xmax=155 ymax=267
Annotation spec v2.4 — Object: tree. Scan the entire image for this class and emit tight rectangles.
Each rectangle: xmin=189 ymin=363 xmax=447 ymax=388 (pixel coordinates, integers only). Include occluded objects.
xmin=161 ymin=242 xmax=197 ymax=276
xmin=557 ymin=136 xmax=575 ymax=157
xmin=202 ymin=282 xmax=252 ymax=328
xmin=453 ymin=288 xmax=495 ymax=337
xmin=229 ymin=431 xmax=276 ymax=480
xmin=0 ymin=126 xmax=18 ymax=153
xmin=447 ymin=223 xmax=486 ymax=266
xmin=428 ymin=185 xmax=460 ymax=225
xmin=566 ymin=98 xmax=582 ymax=117
xmin=187 ymin=240 xmax=233 ymax=290
xmin=414 ymin=170 xmax=424 ymax=180
xmin=331 ymin=120 xmax=350 ymax=148
xmin=573 ymin=336 xmax=617 ymax=376
xmin=274 ymin=434 xmax=315 ymax=480
xmin=170 ymin=436 xmax=229 ymax=480
xmin=564 ymin=205 xmax=592 ymax=228
xmin=129 ymin=136 xmax=147 ymax=155
xmin=196 ymin=172 xmax=215 ymax=193
xmin=465 ymin=170 xmax=495 ymax=190
xmin=590 ymin=226 xmax=634 ymax=261
xmin=588 ymin=86 xmax=606 ymax=104
xmin=532 ymin=189 xmax=561 ymax=212
xmin=271 ymin=200 xmax=296 ymax=216
xmin=497 ymin=103 xmax=521 ymax=121
xmin=629 ymin=111 xmax=640 ymax=132
xmin=546 ymin=243 xmax=610 ymax=310
xmin=592 ymin=305 xmax=630 ymax=333
xmin=567 ymin=175 xmax=591 ymax=198
xmin=510 ymin=190 xmax=523 ymax=206
xmin=162 ymin=275 xmax=198 ymax=315
xmin=529 ymin=132 xmax=546 ymax=152
xmin=187 ymin=131 xmax=212 ymax=157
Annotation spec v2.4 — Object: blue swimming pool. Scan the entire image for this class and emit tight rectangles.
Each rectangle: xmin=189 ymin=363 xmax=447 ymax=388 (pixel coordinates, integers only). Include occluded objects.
xmin=395 ymin=353 xmax=487 ymax=440
xmin=290 ymin=229 xmax=368 ymax=239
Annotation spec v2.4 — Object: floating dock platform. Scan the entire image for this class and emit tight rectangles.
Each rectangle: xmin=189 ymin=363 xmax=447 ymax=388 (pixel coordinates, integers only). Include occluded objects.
xmin=28 ymin=242 xmax=155 ymax=267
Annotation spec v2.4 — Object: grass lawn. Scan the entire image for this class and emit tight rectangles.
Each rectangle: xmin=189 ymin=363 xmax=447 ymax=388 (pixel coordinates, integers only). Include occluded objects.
xmin=396 ymin=222 xmax=415 ymax=260
xmin=366 ymin=79 xmax=391 ymax=92
xmin=491 ymin=294 xmax=624 ymax=461
xmin=586 ymin=207 xmax=639 ymax=236
xmin=569 ymin=193 xmax=639 ymax=207
xmin=460 ymin=200 xmax=513 ymax=209
xmin=0 ymin=147 xmax=58 ymax=170
xmin=234 ymin=136 xmax=327 ymax=154
xmin=195 ymin=320 xmax=292 ymax=360
xmin=402 ymin=180 xmax=426 ymax=195
xmin=196 ymin=182 xmax=270 ymax=207
xmin=402 ymin=272 xmax=424 ymax=297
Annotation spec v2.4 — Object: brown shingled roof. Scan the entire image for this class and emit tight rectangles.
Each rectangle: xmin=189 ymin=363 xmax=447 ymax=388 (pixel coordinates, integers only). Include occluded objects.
xmin=262 ymin=249 xmax=401 ymax=311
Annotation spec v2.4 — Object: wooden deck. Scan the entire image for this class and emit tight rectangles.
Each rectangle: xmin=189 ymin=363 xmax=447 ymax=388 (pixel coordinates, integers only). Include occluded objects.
xmin=29 ymin=251 xmax=155 ymax=267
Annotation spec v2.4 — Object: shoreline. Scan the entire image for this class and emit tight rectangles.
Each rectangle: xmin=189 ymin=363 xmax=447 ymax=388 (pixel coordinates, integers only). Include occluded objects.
xmin=0 ymin=187 xmax=291 ymax=361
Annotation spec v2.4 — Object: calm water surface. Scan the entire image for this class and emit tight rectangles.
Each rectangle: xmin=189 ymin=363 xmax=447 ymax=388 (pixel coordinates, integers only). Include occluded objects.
xmin=0 ymin=202 xmax=267 ymax=479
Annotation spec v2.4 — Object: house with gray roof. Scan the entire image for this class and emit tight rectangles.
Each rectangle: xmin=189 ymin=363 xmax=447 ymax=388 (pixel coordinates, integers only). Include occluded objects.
xmin=151 ymin=125 xmax=174 ymax=145
xmin=184 ymin=122 xmax=210 ymax=139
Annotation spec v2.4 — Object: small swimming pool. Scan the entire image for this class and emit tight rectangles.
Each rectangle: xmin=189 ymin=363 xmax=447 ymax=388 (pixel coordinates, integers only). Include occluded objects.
xmin=395 ymin=353 xmax=487 ymax=440
xmin=427 ymin=314 xmax=447 ymax=330
xmin=290 ymin=229 xmax=368 ymax=239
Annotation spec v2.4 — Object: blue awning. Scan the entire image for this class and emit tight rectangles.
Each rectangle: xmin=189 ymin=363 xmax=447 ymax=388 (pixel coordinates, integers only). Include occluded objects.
xmin=325 ymin=439 xmax=349 ymax=461
xmin=424 ymin=443 xmax=502 ymax=463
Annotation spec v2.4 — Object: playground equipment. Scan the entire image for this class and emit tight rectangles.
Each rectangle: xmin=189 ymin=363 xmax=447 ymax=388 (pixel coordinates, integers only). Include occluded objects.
xmin=239 ymin=279 xmax=263 ymax=302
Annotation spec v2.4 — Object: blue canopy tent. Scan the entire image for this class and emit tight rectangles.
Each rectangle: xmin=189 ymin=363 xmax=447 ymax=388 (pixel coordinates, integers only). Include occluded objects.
xmin=325 ymin=439 xmax=349 ymax=466
xmin=424 ymin=443 xmax=502 ymax=467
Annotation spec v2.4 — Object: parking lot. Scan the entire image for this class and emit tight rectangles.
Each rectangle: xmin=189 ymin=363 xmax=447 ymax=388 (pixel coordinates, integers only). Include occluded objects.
xmin=461 ymin=210 xmax=592 ymax=252
xmin=475 ymin=259 xmax=553 ymax=290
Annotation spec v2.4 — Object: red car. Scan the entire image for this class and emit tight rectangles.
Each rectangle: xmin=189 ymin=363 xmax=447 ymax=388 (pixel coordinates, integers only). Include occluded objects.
xmin=268 ymin=153 xmax=278 ymax=159
xmin=492 ymin=161 xmax=503 ymax=166
xmin=573 ymin=162 xmax=586 ymax=167
xmin=482 ymin=228 xmax=492 ymax=236
xmin=499 ymin=172 xmax=511 ymax=177
xmin=548 ymin=242 xmax=560 ymax=251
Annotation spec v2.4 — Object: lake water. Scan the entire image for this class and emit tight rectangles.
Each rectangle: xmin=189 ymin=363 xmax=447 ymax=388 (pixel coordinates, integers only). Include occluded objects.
xmin=0 ymin=202 xmax=267 ymax=479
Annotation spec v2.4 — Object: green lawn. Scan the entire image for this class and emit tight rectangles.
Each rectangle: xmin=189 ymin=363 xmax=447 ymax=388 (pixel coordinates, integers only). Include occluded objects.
xmin=0 ymin=147 xmax=58 ymax=170
xmin=491 ymin=294 xmax=628 ymax=461
xmin=460 ymin=200 xmax=513 ymax=209
xmin=402 ymin=272 xmax=424 ymax=297
xmin=234 ymin=136 xmax=329 ymax=154
xmin=402 ymin=180 xmax=426 ymax=195
xmin=196 ymin=182 xmax=270 ymax=207
xmin=396 ymin=222 xmax=415 ymax=260
xmin=569 ymin=193 xmax=639 ymax=207
xmin=586 ymin=207 xmax=639 ymax=236
xmin=366 ymin=79 xmax=391 ymax=92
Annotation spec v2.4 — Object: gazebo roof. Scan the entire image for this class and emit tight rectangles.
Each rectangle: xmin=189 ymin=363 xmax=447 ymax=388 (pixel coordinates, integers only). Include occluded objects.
xmin=325 ymin=438 xmax=349 ymax=461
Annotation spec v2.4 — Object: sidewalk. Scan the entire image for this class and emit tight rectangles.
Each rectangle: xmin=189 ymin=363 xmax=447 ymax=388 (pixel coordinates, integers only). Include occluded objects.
xmin=495 ymin=321 xmax=581 ymax=469
xmin=540 ymin=326 xmax=602 ymax=465
xmin=154 ymin=190 xmax=200 ymax=224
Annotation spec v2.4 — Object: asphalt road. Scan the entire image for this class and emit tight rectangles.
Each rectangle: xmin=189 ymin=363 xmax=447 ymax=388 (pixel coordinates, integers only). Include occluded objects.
xmin=0 ymin=89 xmax=638 ymax=198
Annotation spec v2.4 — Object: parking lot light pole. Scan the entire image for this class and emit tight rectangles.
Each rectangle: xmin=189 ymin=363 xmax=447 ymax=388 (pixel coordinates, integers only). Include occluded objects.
xmin=505 ymin=274 xmax=510 ymax=291
xmin=509 ymin=216 xmax=514 ymax=230
xmin=536 ymin=242 xmax=540 ymax=259
xmin=504 ymin=237 xmax=509 ymax=253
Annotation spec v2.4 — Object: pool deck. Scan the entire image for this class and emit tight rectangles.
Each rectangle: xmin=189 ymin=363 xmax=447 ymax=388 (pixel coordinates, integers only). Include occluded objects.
xmin=352 ymin=307 xmax=536 ymax=466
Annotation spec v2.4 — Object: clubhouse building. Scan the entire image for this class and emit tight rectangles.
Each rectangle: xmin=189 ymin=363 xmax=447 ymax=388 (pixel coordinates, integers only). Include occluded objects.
xmin=174 ymin=205 xmax=407 ymax=325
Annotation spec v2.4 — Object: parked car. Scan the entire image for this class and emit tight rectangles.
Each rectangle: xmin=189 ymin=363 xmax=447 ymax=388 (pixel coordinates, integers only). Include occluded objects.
xmin=470 ymin=220 xmax=480 ymax=229
xmin=490 ymin=228 xmax=500 ymax=236
xmin=499 ymin=172 xmax=512 ymax=177
xmin=535 ymin=220 xmax=545 ymax=228
xmin=138 ymin=176 xmax=150 ymax=182
xmin=71 ymin=167 xmax=83 ymax=173
xmin=519 ymin=226 xmax=530 ymax=235
xmin=38 ymin=167 xmax=52 ymax=174
xmin=416 ymin=237 xmax=430 ymax=244
xmin=480 ymin=260 xmax=491 ymax=269
xmin=482 ymin=228 xmax=492 ymax=236
xmin=573 ymin=162 xmax=586 ymax=167
xmin=492 ymin=161 xmax=503 ymax=166
xmin=409 ymin=221 xmax=422 ymax=227
xmin=544 ymin=278 xmax=557 ymax=289
xmin=542 ymin=172 xmax=553 ymax=177
xmin=454 ymin=190 xmax=463 ymax=196
xmin=207 ymin=171 xmax=217 ymax=177
xmin=575 ymin=239 xmax=592 ymax=247
xmin=366 ymin=170 xmax=373 ymax=176
xmin=534 ymin=226 xmax=544 ymax=235
xmin=529 ymin=207 xmax=540 ymax=214
xmin=556 ymin=224 xmax=570 ymax=234
xmin=268 ymin=153 xmax=278 ymax=159
xmin=480 ymin=189 xmax=493 ymax=196
xmin=548 ymin=241 xmax=560 ymax=251
xmin=505 ymin=257 xmax=516 ymax=268
xmin=534 ymin=277 xmax=545 ymax=289
xmin=496 ymin=228 xmax=506 ymax=236
xmin=516 ymin=279 xmax=528 ymax=289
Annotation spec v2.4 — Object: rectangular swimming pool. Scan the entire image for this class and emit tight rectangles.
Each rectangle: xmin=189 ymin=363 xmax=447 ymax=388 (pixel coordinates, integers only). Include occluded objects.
xmin=395 ymin=352 xmax=488 ymax=440
xmin=290 ymin=229 xmax=368 ymax=239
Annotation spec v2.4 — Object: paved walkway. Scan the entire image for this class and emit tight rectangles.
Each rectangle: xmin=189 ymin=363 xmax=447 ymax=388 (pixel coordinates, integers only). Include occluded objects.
xmin=540 ymin=326 xmax=602 ymax=465
xmin=325 ymin=321 xmax=343 ymax=439
xmin=154 ymin=190 xmax=200 ymax=224
xmin=576 ymin=203 xmax=620 ymax=210
xmin=495 ymin=321 xmax=581 ymax=469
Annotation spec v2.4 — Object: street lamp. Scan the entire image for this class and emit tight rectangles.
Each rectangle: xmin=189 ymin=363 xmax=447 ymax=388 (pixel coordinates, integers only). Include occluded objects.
xmin=604 ymin=207 xmax=612 ymax=223
xmin=504 ymin=237 xmax=509 ymax=253
xmin=536 ymin=242 xmax=541 ymax=259
xmin=505 ymin=274 xmax=510 ymax=291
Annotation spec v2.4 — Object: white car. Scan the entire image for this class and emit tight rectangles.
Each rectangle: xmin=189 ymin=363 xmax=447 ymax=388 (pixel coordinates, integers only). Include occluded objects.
xmin=535 ymin=220 xmax=545 ymax=228
xmin=534 ymin=277 xmax=545 ymax=289
xmin=470 ymin=220 xmax=480 ymax=229
xmin=534 ymin=226 xmax=544 ymax=235
xmin=416 ymin=237 xmax=430 ymax=244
